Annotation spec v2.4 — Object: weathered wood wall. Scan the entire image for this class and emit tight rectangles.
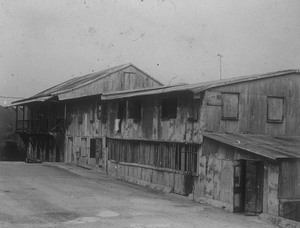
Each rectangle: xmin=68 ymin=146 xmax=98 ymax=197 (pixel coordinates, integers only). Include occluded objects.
xmin=106 ymin=92 xmax=201 ymax=143
xmin=64 ymin=66 xmax=162 ymax=166
xmin=200 ymin=73 xmax=300 ymax=135
xmin=194 ymin=138 xmax=279 ymax=215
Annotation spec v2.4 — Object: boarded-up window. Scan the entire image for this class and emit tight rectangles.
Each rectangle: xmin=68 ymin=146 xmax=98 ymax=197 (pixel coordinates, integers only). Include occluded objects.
xmin=267 ymin=96 xmax=284 ymax=122
xmin=222 ymin=93 xmax=239 ymax=120
xmin=161 ymin=98 xmax=177 ymax=119
xmin=128 ymin=99 xmax=142 ymax=120
xmin=124 ymin=72 xmax=136 ymax=89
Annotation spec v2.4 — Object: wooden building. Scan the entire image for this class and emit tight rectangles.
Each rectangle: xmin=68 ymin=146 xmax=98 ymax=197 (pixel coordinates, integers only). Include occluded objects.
xmin=13 ymin=67 xmax=300 ymax=222
xmin=13 ymin=64 xmax=162 ymax=166
xmin=101 ymin=69 xmax=300 ymax=222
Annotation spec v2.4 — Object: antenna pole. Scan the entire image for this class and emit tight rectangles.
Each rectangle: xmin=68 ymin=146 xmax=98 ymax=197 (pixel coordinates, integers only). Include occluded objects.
xmin=217 ymin=54 xmax=223 ymax=80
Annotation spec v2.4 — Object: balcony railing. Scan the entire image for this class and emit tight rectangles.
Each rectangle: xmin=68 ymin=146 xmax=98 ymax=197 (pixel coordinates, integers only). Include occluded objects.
xmin=16 ymin=119 xmax=65 ymax=133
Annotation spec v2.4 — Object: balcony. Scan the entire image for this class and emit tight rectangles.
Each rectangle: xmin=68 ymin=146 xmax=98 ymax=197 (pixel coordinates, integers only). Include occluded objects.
xmin=16 ymin=119 xmax=65 ymax=134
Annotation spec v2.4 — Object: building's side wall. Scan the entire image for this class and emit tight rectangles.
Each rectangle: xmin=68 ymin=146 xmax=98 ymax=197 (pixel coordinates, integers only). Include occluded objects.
xmin=200 ymin=73 xmax=300 ymax=135
xmin=105 ymin=93 xmax=201 ymax=142
xmin=194 ymin=138 xmax=279 ymax=215
xmin=104 ymin=92 xmax=201 ymax=196
xmin=278 ymin=159 xmax=300 ymax=221
xmin=58 ymin=66 xmax=162 ymax=100
xmin=64 ymin=97 xmax=102 ymax=166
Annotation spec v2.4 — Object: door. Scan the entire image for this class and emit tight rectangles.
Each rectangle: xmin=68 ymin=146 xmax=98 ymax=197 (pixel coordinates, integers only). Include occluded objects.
xmin=233 ymin=160 xmax=264 ymax=215
xmin=79 ymin=138 xmax=87 ymax=165
xmin=233 ymin=160 xmax=246 ymax=213
xmin=245 ymin=161 xmax=264 ymax=215
xmin=67 ymin=137 xmax=73 ymax=163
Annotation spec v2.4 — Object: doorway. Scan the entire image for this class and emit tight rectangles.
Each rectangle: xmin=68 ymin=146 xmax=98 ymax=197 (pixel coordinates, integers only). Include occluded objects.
xmin=233 ymin=160 xmax=264 ymax=215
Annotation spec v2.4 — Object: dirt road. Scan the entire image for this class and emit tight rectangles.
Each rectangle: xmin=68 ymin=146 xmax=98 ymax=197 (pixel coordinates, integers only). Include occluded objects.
xmin=0 ymin=162 xmax=276 ymax=227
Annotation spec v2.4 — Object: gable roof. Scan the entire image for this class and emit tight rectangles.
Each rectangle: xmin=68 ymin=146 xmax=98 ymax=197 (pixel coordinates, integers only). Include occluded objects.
xmin=101 ymin=69 xmax=299 ymax=100
xmin=12 ymin=63 xmax=162 ymax=105
xmin=203 ymin=133 xmax=300 ymax=160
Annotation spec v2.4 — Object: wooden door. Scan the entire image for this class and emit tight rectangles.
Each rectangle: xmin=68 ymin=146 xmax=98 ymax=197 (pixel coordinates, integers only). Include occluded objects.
xmin=79 ymin=138 xmax=87 ymax=165
xmin=233 ymin=160 xmax=246 ymax=213
xmin=245 ymin=161 xmax=264 ymax=215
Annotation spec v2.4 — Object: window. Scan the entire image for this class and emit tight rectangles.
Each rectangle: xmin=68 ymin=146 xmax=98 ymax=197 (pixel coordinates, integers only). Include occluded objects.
xmin=117 ymin=101 xmax=126 ymax=119
xmin=124 ymin=72 xmax=136 ymax=89
xmin=115 ymin=101 xmax=126 ymax=133
xmin=128 ymin=99 xmax=142 ymax=120
xmin=97 ymin=102 xmax=107 ymax=122
xmin=267 ymin=96 xmax=284 ymax=122
xmin=222 ymin=93 xmax=239 ymax=120
xmin=161 ymin=98 xmax=177 ymax=119
xmin=89 ymin=102 xmax=95 ymax=122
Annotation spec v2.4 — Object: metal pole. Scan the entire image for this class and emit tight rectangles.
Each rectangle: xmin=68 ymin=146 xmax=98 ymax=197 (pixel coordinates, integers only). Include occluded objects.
xmin=217 ymin=54 xmax=223 ymax=80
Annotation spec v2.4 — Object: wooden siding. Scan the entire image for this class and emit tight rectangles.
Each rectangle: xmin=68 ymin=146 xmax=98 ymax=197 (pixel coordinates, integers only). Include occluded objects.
xmin=105 ymin=92 xmax=202 ymax=143
xmin=200 ymin=73 xmax=300 ymax=135
xmin=58 ymin=65 xmax=161 ymax=100
xmin=65 ymin=98 xmax=101 ymax=138
xmin=279 ymin=159 xmax=300 ymax=199
xmin=196 ymin=138 xmax=279 ymax=215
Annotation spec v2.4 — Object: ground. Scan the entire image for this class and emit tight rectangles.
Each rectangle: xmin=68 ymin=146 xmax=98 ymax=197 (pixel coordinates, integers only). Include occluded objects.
xmin=0 ymin=162 xmax=277 ymax=228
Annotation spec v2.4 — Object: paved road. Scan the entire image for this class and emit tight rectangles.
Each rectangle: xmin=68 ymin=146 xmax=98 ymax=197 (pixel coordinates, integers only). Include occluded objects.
xmin=0 ymin=162 xmax=276 ymax=228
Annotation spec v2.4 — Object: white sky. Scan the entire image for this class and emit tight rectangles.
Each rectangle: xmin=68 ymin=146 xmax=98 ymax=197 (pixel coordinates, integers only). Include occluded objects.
xmin=1 ymin=0 xmax=300 ymax=105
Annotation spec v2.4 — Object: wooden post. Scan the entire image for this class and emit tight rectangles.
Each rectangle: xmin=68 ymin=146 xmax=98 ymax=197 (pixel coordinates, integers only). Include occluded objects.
xmin=22 ymin=105 xmax=25 ymax=131
xmin=15 ymin=106 xmax=18 ymax=131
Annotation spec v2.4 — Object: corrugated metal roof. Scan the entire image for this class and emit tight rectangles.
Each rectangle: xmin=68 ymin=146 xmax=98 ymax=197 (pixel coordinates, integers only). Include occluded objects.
xmin=10 ymin=96 xmax=53 ymax=106
xmin=102 ymin=69 xmax=299 ymax=100
xmin=203 ymin=133 xmax=300 ymax=160
xmin=12 ymin=63 xmax=163 ymax=105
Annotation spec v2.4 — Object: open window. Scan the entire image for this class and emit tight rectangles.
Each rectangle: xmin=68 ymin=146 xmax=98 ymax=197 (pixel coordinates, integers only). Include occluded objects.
xmin=97 ymin=101 xmax=107 ymax=123
xmin=128 ymin=99 xmax=142 ymax=121
xmin=115 ymin=101 xmax=126 ymax=133
xmin=222 ymin=93 xmax=239 ymax=120
xmin=267 ymin=96 xmax=284 ymax=123
xmin=161 ymin=98 xmax=177 ymax=119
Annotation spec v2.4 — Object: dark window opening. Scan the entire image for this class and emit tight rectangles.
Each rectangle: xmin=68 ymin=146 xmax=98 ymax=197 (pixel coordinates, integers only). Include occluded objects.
xmin=161 ymin=98 xmax=177 ymax=119
xmin=90 ymin=138 xmax=96 ymax=158
xmin=222 ymin=93 xmax=239 ymax=120
xmin=115 ymin=101 xmax=126 ymax=133
xmin=128 ymin=99 xmax=142 ymax=120
xmin=267 ymin=96 xmax=284 ymax=123
xmin=97 ymin=101 xmax=107 ymax=122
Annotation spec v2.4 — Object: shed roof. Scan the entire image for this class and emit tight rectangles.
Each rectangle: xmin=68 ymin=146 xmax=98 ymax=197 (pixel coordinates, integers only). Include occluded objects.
xmin=203 ymin=133 xmax=300 ymax=160
xmin=101 ymin=69 xmax=299 ymax=100
xmin=12 ymin=63 xmax=163 ymax=105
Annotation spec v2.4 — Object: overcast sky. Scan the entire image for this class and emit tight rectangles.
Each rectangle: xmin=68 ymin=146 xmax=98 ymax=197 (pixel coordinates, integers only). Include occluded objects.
xmin=1 ymin=0 xmax=300 ymax=105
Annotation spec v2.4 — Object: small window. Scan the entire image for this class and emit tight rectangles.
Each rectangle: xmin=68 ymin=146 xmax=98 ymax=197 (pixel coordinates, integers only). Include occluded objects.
xmin=222 ymin=93 xmax=239 ymax=120
xmin=128 ymin=99 xmax=142 ymax=120
xmin=97 ymin=102 xmax=107 ymax=122
xmin=117 ymin=101 xmax=126 ymax=119
xmin=115 ymin=101 xmax=126 ymax=133
xmin=161 ymin=98 xmax=177 ymax=119
xmin=267 ymin=96 xmax=284 ymax=122
xmin=124 ymin=72 xmax=136 ymax=89
xmin=89 ymin=102 xmax=95 ymax=122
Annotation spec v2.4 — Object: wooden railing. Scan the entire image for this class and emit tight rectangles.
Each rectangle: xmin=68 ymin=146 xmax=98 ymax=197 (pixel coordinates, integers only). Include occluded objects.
xmin=107 ymin=137 xmax=199 ymax=174
xmin=16 ymin=119 xmax=65 ymax=133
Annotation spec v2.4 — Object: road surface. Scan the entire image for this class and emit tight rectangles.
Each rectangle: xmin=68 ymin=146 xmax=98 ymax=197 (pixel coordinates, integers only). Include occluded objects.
xmin=0 ymin=162 xmax=276 ymax=228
